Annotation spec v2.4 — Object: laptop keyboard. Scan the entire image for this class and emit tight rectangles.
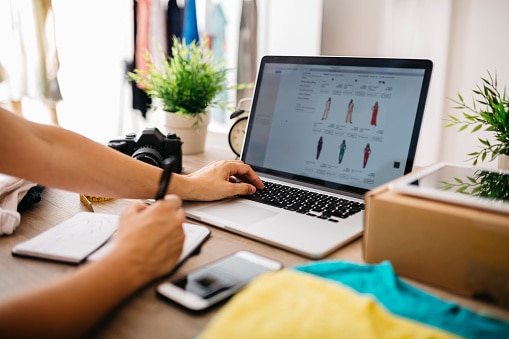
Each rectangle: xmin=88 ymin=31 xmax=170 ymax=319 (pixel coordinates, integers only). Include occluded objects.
xmin=240 ymin=180 xmax=364 ymax=223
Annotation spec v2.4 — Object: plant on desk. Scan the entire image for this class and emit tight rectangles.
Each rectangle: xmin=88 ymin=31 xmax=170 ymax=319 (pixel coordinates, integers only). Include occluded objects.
xmin=128 ymin=36 xmax=228 ymax=154
xmin=445 ymin=71 xmax=509 ymax=168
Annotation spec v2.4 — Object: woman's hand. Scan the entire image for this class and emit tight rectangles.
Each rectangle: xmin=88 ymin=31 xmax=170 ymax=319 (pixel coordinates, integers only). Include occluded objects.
xmin=112 ymin=195 xmax=186 ymax=285
xmin=177 ymin=160 xmax=264 ymax=201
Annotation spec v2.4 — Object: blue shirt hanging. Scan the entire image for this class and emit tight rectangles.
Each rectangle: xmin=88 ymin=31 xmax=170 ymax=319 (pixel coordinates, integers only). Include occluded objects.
xmin=182 ymin=0 xmax=199 ymax=44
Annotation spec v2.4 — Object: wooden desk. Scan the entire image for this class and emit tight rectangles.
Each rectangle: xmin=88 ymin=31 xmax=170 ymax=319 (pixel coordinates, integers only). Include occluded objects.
xmin=1 ymin=132 xmax=508 ymax=338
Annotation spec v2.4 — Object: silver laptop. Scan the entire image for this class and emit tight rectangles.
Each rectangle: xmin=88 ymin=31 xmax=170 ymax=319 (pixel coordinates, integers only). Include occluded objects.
xmin=185 ymin=55 xmax=433 ymax=258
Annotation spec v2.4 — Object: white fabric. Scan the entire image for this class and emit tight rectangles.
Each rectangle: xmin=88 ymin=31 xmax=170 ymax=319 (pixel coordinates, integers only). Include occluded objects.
xmin=0 ymin=174 xmax=36 ymax=235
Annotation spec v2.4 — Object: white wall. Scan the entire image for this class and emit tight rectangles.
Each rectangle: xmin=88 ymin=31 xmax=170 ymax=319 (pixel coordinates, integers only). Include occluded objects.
xmin=321 ymin=0 xmax=509 ymax=168
xmin=441 ymin=0 xmax=509 ymax=167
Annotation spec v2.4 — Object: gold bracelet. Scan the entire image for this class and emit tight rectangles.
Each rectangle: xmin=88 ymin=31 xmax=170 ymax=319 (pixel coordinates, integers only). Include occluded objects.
xmin=84 ymin=195 xmax=113 ymax=202
xmin=79 ymin=194 xmax=113 ymax=213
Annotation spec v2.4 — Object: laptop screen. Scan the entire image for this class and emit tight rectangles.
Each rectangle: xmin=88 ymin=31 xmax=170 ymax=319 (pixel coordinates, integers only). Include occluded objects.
xmin=242 ymin=56 xmax=433 ymax=197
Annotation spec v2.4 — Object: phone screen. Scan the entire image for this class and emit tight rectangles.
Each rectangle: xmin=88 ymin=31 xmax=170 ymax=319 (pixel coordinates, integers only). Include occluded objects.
xmin=157 ymin=251 xmax=282 ymax=310
xmin=172 ymin=255 xmax=272 ymax=299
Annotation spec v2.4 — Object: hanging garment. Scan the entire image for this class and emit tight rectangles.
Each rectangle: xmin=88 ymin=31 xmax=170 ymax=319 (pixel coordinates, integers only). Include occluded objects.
xmin=237 ymin=0 xmax=257 ymax=101
xmin=148 ymin=0 xmax=168 ymax=67
xmin=135 ymin=0 xmax=150 ymax=86
xmin=0 ymin=0 xmax=61 ymax=101
xmin=130 ymin=0 xmax=151 ymax=118
xmin=182 ymin=0 xmax=199 ymax=44
xmin=130 ymin=0 xmax=169 ymax=118
xmin=207 ymin=3 xmax=227 ymax=123
xmin=166 ymin=0 xmax=183 ymax=56
xmin=208 ymin=3 xmax=227 ymax=60
xmin=135 ymin=0 xmax=167 ymax=85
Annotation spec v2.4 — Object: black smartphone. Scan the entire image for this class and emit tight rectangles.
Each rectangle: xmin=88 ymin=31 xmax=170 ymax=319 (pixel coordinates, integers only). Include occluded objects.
xmin=156 ymin=251 xmax=283 ymax=311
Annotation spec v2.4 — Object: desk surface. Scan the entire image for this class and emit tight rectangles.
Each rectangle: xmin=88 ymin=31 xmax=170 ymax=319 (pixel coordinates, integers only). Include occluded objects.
xmin=2 ymin=131 xmax=508 ymax=338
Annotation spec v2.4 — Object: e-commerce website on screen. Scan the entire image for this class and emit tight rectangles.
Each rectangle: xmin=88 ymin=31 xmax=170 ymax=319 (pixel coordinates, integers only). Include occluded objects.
xmin=258 ymin=63 xmax=426 ymax=191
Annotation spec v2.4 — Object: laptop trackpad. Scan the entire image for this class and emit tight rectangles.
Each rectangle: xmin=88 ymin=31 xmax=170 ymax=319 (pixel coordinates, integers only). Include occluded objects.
xmin=198 ymin=201 xmax=278 ymax=226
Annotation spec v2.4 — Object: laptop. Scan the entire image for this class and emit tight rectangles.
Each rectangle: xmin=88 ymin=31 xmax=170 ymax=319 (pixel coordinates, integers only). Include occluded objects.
xmin=185 ymin=55 xmax=433 ymax=258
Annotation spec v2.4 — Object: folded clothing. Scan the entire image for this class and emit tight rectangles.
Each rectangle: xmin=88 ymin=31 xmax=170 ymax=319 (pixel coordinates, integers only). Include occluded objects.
xmin=200 ymin=269 xmax=459 ymax=339
xmin=0 ymin=173 xmax=36 ymax=235
xmin=294 ymin=260 xmax=509 ymax=339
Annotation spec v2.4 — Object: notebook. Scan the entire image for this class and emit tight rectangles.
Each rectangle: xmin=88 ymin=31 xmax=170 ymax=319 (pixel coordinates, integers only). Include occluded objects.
xmin=12 ymin=212 xmax=210 ymax=265
xmin=185 ymin=55 xmax=433 ymax=259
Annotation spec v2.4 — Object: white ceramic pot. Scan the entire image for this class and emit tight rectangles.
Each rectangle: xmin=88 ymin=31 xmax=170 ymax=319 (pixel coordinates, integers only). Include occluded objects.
xmin=498 ymin=154 xmax=509 ymax=171
xmin=164 ymin=111 xmax=210 ymax=155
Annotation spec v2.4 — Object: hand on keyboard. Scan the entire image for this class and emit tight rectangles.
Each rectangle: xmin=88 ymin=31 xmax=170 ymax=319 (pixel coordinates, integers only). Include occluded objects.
xmin=241 ymin=181 xmax=364 ymax=222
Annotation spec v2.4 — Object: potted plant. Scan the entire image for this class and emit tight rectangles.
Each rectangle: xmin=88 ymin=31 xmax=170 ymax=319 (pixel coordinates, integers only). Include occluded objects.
xmin=129 ymin=36 xmax=228 ymax=154
xmin=445 ymin=71 xmax=509 ymax=169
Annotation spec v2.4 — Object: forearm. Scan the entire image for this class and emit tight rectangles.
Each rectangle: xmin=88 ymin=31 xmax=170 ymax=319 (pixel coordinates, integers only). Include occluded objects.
xmin=5 ymin=121 xmax=243 ymax=201
xmin=0 ymin=199 xmax=185 ymax=339
xmin=24 ymin=124 xmax=162 ymax=198
xmin=37 ymin=128 xmax=194 ymax=199
xmin=0 ymin=108 xmax=261 ymax=201
xmin=1 ymin=110 xmax=161 ymax=199
xmin=0 ymin=253 xmax=146 ymax=338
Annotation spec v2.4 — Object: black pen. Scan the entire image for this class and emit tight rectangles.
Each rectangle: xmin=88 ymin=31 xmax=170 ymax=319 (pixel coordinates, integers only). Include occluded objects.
xmin=155 ymin=157 xmax=175 ymax=200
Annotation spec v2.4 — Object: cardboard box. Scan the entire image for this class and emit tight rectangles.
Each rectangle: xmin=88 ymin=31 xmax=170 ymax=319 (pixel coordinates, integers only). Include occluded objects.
xmin=363 ymin=175 xmax=509 ymax=309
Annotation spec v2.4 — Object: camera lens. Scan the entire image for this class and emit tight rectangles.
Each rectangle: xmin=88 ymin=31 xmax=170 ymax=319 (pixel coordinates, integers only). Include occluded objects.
xmin=132 ymin=146 xmax=165 ymax=168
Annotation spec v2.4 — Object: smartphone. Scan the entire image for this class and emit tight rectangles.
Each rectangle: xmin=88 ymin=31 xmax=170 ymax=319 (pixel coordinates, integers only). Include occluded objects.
xmin=156 ymin=251 xmax=283 ymax=311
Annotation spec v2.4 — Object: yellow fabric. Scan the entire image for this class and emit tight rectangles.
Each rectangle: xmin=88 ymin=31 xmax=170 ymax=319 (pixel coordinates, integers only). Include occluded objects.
xmin=201 ymin=270 xmax=460 ymax=339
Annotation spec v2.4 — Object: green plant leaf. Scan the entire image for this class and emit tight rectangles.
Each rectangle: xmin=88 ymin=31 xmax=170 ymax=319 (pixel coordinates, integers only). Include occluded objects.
xmin=458 ymin=124 xmax=469 ymax=132
xmin=447 ymin=70 xmax=509 ymax=165
xmin=447 ymin=114 xmax=459 ymax=122
xmin=467 ymin=176 xmax=477 ymax=184
xmin=478 ymin=138 xmax=490 ymax=146
xmin=471 ymin=186 xmax=483 ymax=194
xmin=471 ymin=124 xmax=483 ymax=133
xmin=462 ymin=113 xmax=477 ymax=121
xmin=129 ymin=36 xmax=228 ymax=117
xmin=456 ymin=185 xmax=468 ymax=193
xmin=454 ymin=177 xmax=463 ymax=184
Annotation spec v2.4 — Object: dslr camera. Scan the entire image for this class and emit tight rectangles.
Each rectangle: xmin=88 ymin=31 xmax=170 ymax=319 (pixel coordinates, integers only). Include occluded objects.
xmin=108 ymin=128 xmax=182 ymax=173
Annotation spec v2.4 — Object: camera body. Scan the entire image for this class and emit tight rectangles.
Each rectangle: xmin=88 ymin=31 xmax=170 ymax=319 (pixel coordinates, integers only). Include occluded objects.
xmin=108 ymin=128 xmax=182 ymax=173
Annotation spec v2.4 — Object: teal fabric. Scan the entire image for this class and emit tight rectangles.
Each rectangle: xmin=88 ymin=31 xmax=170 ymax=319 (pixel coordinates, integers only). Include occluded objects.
xmin=293 ymin=261 xmax=509 ymax=339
